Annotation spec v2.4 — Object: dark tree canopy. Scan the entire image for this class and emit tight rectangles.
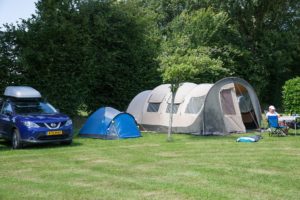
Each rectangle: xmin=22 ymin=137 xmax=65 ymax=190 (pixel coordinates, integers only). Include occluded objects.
xmin=144 ymin=0 xmax=299 ymax=107
xmin=0 ymin=0 xmax=299 ymax=115
xmin=0 ymin=0 xmax=160 ymax=116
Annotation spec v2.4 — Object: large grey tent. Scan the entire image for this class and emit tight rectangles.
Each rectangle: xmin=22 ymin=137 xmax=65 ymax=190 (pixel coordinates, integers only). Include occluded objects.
xmin=127 ymin=77 xmax=262 ymax=135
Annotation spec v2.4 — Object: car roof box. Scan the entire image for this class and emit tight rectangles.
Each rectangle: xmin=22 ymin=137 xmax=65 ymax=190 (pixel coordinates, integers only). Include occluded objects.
xmin=4 ymin=86 xmax=42 ymax=98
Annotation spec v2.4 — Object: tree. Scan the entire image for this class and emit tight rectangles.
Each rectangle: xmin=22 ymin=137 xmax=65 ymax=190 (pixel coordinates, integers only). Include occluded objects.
xmin=78 ymin=0 xmax=161 ymax=112
xmin=0 ymin=25 xmax=25 ymax=91
xmin=0 ymin=0 xmax=161 ymax=116
xmin=11 ymin=0 xmax=87 ymax=116
xmin=1 ymin=0 xmax=299 ymax=117
xmin=159 ymin=47 xmax=223 ymax=140
xmin=208 ymin=0 xmax=300 ymax=106
xmin=282 ymin=77 xmax=300 ymax=114
xmin=138 ymin=0 xmax=300 ymax=108
xmin=158 ymin=8 xmax=230 ymax=140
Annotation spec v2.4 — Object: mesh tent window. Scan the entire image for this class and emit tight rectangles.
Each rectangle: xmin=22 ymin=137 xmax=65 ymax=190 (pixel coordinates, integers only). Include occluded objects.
xmin=237 ymin=93 xmax=253 ymax=113
xmin=107 ymin=121 xmax=119 ymax=139
xmin=166 ymin=104 xmax=180 ymax=114
xmin=220 ymin=89 xmax=236 ymax=115
xmin=185 ymin=96 xmax=206 ymax=114
xmin=147 ymin=103 xmax=160 ymax=112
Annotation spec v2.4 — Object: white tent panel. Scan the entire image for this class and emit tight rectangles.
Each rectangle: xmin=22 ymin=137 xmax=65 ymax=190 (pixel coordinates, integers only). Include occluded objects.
xmin=180 ymin=84 xmax=214 ymax=115
xmin=148 ymin=84 xmax=170 ymax=103
xmin=167 ymin=83 xmax=197 ymax=104
xmin=188 ymin=84 xmax=213 ymax=97
xmin=127 ymin=90 xmax=152 ymax=124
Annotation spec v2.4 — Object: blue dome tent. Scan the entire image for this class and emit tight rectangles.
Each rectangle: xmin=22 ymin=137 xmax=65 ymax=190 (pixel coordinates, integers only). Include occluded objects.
xmin=79 ymin=107 xmax=141 ymax=139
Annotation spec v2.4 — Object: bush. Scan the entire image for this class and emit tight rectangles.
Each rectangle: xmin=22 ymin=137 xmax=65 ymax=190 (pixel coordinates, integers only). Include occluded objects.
xmin=282 ymin=77 xmax=300 ymax=114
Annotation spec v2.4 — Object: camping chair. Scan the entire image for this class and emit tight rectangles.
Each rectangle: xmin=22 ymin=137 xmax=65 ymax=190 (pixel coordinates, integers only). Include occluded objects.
xmin=267 ymin=116 xmax=287 ymax=136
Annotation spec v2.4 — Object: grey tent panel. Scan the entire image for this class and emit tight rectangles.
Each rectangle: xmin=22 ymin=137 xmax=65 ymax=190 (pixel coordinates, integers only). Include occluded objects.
xmin=202 ymin=77 xmax=262 ymax=135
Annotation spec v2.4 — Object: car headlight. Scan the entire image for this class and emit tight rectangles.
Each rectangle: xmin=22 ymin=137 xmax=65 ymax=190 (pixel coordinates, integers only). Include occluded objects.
xmin=65 ymin=119 xmax=72 ymax=127
xmin=23 ymin=121 xmax=40 ymax=128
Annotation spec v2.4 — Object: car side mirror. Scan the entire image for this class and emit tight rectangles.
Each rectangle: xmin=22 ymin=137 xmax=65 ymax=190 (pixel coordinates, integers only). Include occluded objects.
xmin=56 ymin=109 xmax=60 ymax=113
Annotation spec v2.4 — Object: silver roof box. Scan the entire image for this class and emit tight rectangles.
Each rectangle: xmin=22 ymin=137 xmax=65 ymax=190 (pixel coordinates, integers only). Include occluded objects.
xmin=4 ymin=86 xmax=42 ymax=98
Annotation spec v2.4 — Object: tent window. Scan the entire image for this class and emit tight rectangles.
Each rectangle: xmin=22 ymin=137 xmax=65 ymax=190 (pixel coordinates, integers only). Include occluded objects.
xmin=237 ymin=93 xmax=253 ymax=113
xmin=166 ymin=104 xmax=180 ymax=114
xmin=185 ymin=96 xmax=206 ymax=114
xmin=221 ymin=89 xmax=236 ymax=115
xmin=147 ymin=103 xmax=160 ymax=112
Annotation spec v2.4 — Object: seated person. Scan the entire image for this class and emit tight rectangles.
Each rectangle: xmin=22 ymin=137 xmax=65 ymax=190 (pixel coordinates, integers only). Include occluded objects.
xmin=266 ymin=105 xmax=280 ymax=118
xmin=266 ymin=105 xmax=288 ymax=135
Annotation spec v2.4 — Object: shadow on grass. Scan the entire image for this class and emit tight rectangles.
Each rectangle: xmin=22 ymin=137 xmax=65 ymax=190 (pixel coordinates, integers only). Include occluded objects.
xmin=287 ymin=130 xmax=300 ymax=136
xmin=142 ymin=131 xmax=248 ymax=142
xmin=186 ymin=134 xmax=238 ymax=142
xmin=184 ymin=132 xmax=266 ymax=142
xmin=0 ymin=139 xmax=82 ymax=151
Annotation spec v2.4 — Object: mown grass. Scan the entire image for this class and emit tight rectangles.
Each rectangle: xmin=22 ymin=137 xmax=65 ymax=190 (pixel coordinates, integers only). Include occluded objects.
xmin=1 ymin=131 xmax=300 ymax=200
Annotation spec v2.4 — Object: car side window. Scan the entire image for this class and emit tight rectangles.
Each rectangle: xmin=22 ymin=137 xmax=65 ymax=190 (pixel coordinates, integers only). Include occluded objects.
xmin=1 ymin=102 xmax=13 ymax=115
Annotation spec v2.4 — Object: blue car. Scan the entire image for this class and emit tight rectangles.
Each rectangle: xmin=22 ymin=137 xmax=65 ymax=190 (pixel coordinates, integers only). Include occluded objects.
xmin=0 ymin=86 xmax=73 ymax=149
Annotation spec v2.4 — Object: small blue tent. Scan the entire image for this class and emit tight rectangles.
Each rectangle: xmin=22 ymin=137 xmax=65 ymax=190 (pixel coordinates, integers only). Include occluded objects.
xmin=79 ymin=107 xmax=141 ymax=139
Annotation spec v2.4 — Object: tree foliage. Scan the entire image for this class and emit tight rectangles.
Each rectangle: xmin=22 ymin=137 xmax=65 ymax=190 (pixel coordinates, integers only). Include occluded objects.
xmin=0 ymin=0 xmax=160 ymax=116
xmin=0 ymin=0 xmax=299 ymax=116
xmin=13 ymin=0 xmax=88 ymax=116
xmin=209 ymin=0 xmax=300 ymax=105
xmin=80 ymin=0 xmax=160 ymax=113
xmin=159 ymin=8 xmax=233 ymax=84
xmin=0 ymin=25 xmax=24 ymax=89
xmin=282 ymin=77 xmax=300 ymax=114
xmin=142 ymin=0 xmax=300 ymax=106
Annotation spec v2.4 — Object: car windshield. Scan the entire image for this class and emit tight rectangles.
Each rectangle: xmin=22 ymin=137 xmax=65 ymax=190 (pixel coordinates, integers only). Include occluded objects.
xmin=13 ymin=99 xmax=57 ymax=115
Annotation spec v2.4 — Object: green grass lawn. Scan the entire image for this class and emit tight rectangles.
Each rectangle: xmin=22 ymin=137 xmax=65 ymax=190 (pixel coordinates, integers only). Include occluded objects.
xmin=1 ymin=132 xmax=300 ymax=200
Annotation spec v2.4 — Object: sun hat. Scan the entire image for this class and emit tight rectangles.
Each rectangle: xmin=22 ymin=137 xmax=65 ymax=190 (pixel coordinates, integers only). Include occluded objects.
xmin=269 ymin=105 xmax=275 ymax=110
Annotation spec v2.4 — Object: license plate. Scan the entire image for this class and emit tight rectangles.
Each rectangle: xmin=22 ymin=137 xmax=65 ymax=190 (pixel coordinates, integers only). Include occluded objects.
xmin=47 ymin=130 xmax=63 ymax=136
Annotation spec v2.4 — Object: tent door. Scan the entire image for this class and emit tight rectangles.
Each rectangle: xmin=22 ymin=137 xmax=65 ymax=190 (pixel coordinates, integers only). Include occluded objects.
xmin=220 ymin=86 xmax=246 ymax=133
xmin=234 ymin=83 xmax=259 ymax=129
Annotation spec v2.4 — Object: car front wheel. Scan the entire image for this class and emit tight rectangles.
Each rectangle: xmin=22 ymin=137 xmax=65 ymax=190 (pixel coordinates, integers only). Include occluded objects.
xmin=12 ymin=129 xmax=23 ymax=149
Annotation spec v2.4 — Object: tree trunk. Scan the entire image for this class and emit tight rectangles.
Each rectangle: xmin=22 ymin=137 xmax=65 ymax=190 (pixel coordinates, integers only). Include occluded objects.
xmin=167 ymin=85 xmax=176 ymax=141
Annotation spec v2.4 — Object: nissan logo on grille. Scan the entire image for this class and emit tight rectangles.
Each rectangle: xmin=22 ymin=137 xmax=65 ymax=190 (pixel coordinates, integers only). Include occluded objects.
xmin=50 ymin=123 xmax=57 ymax=128
xmin=44 ymin=122 xmax=61 ymax=129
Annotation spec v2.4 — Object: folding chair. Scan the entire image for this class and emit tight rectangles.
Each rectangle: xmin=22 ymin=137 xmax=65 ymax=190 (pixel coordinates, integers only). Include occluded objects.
xmin=267 ymin=116 xmax=287 ymax=136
